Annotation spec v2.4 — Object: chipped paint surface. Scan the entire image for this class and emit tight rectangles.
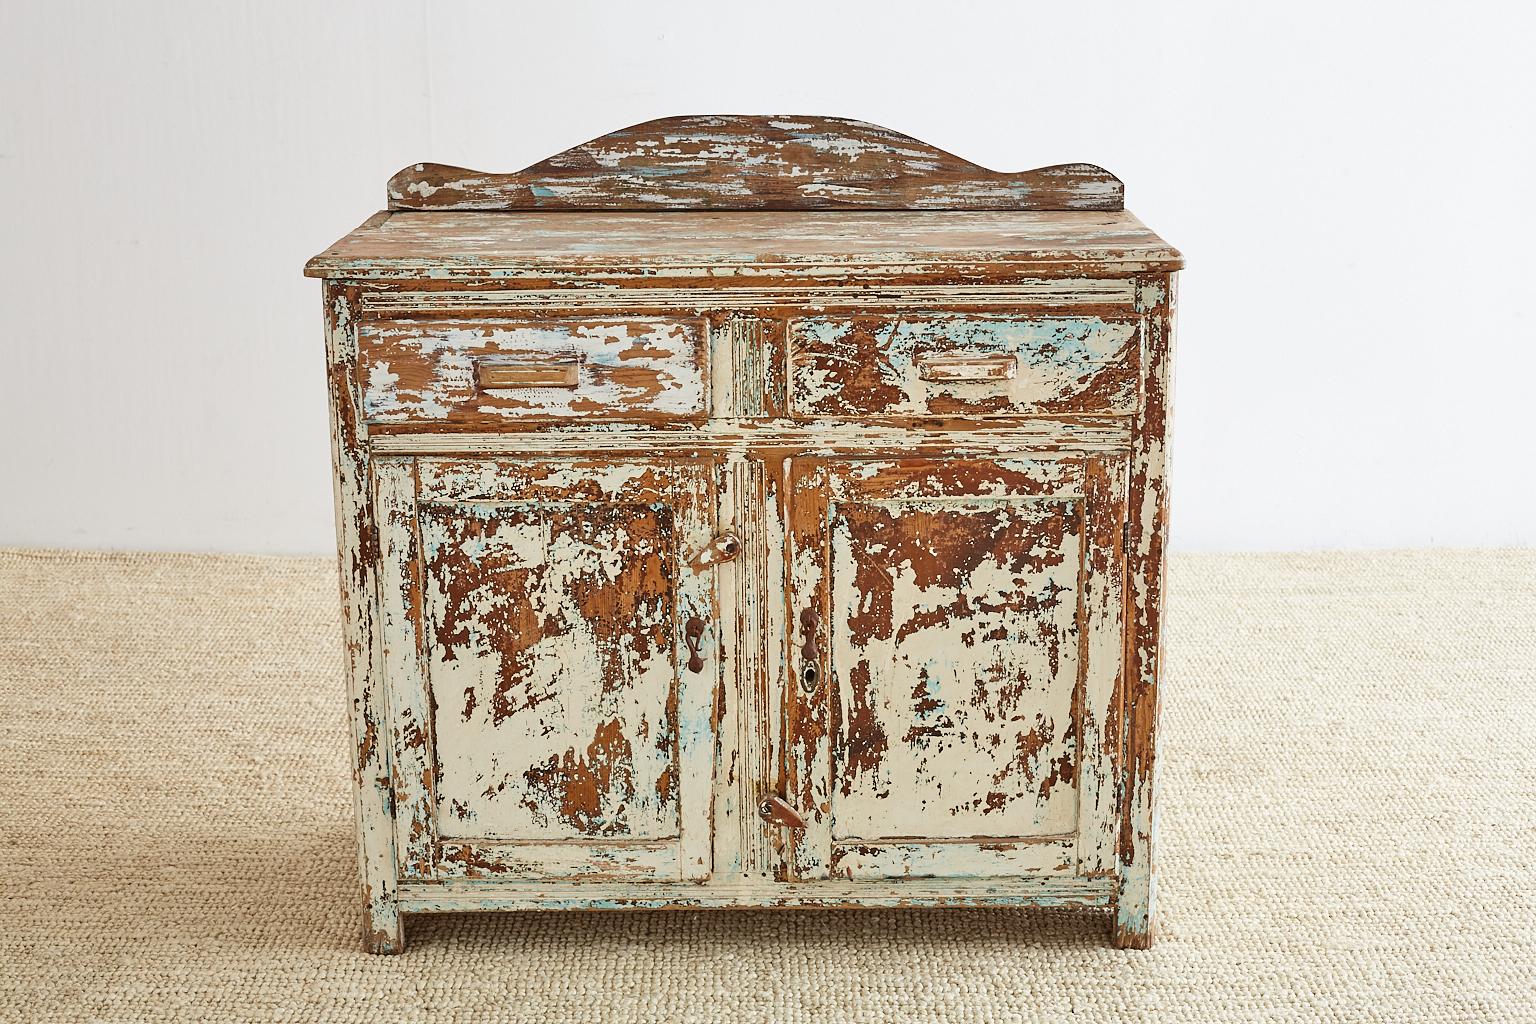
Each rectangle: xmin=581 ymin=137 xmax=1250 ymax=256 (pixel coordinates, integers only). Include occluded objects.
xmin=330 ymin=279 xmax=1174 ymax=946
xmin=395 ymin=875 xmax=1116 ymax=912
xmin=829 ymin=497 xmax=1082 ymax=841
xmin=359 ymin=317 xmax=706 ymax=425
xmin=383 ymin=115 xmax=1123 ymax=213
xmin=784 ymin=457 xmax=1126 ymax=883
xmin=322 ymin=283 xmax=403 ymax=954
xmin=1112 ymin=275 xmax=1177 ymax=949
xmin=421 ymin=500 xmax=678 ymax=841
xmin=373 ymin=456 xmax=718 ymax=888
xmin=313 ymin=124 xmax=1177 ymax=951
xmin=305 ymin=209 xmax=1183 ymax=282
xmin=789 ymin=313 xmax=1140 ymax=419
xmin=361 ymin=279 xmax=1140 ymax=314
xmin=436 ymin=840 xmax=681 ymax=882
xmin=831 ymin=837 xmax=1077 ymax=881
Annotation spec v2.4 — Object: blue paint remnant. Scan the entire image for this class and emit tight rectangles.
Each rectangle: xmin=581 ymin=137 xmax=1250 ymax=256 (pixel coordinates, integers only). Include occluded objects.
xmin=628 ymin=166 xmax=691 ymax=178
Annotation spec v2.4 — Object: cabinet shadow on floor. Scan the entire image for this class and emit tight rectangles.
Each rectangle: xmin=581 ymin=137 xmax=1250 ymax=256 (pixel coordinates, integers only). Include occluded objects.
xmin=402 ymin=902 xmax=1112 ymax=956
xmin=56 ymin=819 xmax=1114 ymax=956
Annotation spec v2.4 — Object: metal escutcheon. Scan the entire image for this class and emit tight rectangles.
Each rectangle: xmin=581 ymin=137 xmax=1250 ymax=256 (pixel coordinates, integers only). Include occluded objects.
xmin=799 ymin=606 xmax=820 ymax=692
xmin=684 ymin=616 xmax=706 ymax=673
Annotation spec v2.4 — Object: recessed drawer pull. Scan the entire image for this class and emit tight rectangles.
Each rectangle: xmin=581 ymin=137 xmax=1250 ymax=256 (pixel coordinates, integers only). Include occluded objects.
xmin=475 ymin=358 xmax=580 ymax=390
xmin=914 ymin=352 xmax=1017 ymax=382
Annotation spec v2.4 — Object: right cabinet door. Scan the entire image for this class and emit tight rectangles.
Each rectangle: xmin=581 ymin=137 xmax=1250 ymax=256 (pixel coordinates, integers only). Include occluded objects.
xmin=783 ymin=455 xmax=1128 ymax=881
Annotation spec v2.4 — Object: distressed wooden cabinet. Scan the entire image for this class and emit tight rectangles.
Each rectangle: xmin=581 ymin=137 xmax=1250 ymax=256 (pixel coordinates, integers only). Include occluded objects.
xmin=304 ymin=116 xmax=1181 ymax=953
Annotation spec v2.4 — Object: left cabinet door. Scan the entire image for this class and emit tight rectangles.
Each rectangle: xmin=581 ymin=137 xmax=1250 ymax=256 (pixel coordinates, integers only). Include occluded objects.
xmin=373 ymin=456 xmax=718 ymax=883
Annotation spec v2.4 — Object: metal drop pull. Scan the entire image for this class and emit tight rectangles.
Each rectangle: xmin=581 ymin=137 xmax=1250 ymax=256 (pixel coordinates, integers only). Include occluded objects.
xmin=684 ymin=616 xmax=706 ymax=673
xmin=758 ymin=795 xmax=807 ymax=830
xmin=799 ymin=606 xmax=820 ymax=692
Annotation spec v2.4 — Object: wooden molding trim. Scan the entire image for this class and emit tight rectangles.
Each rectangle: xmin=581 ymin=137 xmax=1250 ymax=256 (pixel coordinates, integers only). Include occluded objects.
xmin=395 ymin=875 xmax=1117 ymax=912
xmin=387 ymin=114 xmax=1123 ymax=213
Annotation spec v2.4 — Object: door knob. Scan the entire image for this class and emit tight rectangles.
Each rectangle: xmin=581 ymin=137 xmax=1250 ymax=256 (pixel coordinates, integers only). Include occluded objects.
xmin=689 ymin=531 xmax=742 ymax=571
xmin=758 ymin=795 xmax=807 ymax=830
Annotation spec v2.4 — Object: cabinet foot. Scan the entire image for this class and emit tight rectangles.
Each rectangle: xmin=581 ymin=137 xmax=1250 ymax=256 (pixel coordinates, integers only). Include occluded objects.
xmin=363 ymin=904 xmax=405 ymax=955
xmin=1111 ymin=888 xmax=1156 ymax=949
xmin=1110 ymin=915 xmax=1154 ymax=949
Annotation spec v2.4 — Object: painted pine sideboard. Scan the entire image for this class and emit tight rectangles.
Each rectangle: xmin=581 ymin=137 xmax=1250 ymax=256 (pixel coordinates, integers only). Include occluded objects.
xmin=304 ymin=115 xmax=1182 ymax=953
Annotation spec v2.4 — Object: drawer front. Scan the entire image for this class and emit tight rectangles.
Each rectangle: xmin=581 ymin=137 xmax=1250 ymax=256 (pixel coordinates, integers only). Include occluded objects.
xmin=788 ymin=313 xmax=1140 ymax=419
xmin=358 ymin=316 xmax=707 ymax=426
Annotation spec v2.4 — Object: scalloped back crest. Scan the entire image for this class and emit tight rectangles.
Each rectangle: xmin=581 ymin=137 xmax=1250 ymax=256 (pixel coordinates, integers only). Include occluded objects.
xmin=387 ymin=115 xmax=1122 ymax=213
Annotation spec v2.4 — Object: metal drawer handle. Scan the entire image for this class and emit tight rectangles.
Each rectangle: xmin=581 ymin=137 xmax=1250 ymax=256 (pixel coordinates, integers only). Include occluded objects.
xmin=915 ymin=352 xmax=1017 ymax=382
xmin=476 ymin=357 xmax=580 ymax=389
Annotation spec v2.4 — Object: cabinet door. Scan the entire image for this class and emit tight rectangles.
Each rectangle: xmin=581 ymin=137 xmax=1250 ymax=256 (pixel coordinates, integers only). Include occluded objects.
xmin=783 ymin=456 xmax=1126 ymax=881
xmin=374 ymin=457 xmax=717 ymax=882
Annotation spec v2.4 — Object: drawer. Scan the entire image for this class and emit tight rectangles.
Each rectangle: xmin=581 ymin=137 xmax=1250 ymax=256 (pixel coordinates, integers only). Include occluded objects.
xmin=358 ymin=316 xmax=707 ymax=426
xmin=787 ymin=312 xmax=1141 ymax=419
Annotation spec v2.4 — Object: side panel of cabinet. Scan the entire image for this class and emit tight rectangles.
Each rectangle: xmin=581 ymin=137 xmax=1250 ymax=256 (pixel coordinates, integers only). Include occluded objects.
xmin=374 ymin=456 xmax=718 ymax=882
xmin=783 ymin=456 xmax=1126 ymax=881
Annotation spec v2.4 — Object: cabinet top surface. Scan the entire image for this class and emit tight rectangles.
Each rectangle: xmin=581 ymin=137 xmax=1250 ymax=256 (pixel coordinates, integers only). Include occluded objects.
xmin=305 ymin=208 xmax=1182 ymax=280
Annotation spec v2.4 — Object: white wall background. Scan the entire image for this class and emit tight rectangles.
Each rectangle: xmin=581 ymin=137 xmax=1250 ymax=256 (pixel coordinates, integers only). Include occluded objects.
xmin=2 ymin=0 xmax=1533 ymax=554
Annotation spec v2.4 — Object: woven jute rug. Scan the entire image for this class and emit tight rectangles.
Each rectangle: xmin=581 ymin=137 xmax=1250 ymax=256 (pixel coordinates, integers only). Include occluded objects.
xmin=1 ymin=547 xmax=1532 ymax=1022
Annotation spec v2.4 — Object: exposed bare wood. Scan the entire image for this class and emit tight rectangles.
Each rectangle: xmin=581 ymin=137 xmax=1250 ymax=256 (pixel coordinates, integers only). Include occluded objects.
xmin=373 ymin=458 xmax=435 ymax=880
xmin=368 ymin=423 xmax=1138 ymax=457
xmin=788 ymin=313 xmax=1141 ymax=419
xmin=1075 ymin=458 xmax=1129 ymax=877
xmin=375 ymin=458 xmax=719 ymax=885
xmin=783 ymin=457 xmax=1126 ymax=884
xmin=361 ymin=279 xmax=1140 ymax=313
xmin=475 ymin=357 xmax=580 ymax=390
xmin=385 ymin=115 xmax=1122 ymax=213
xmin=437 ymin=840 xmax=683 ymax=882
xmin=360 ymin=316 xmax=707 ymax=427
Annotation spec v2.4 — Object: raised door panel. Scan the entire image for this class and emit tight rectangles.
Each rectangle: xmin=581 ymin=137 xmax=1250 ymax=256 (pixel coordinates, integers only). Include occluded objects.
xmin=374 ymin=457 xmax=717 ymax=882
xmin=783 ymin=456 xmax=1126 ymax=881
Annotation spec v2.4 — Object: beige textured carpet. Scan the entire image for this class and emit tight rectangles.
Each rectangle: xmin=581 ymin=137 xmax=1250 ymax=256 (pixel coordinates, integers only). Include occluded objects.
xmin=2 ymin=548 xmax=1533 ymax=1023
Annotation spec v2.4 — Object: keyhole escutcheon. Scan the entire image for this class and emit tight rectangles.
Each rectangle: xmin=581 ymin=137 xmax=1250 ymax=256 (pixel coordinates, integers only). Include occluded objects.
xmin=685 ymin=616 xmax=706 ymax=673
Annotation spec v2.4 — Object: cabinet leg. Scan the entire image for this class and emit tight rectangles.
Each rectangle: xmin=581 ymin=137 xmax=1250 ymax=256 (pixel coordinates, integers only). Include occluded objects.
xmin=1111 ymin=870 xmax=1156 ymax=949
xmin=363 ymin=898 xmax=405 ymax=955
